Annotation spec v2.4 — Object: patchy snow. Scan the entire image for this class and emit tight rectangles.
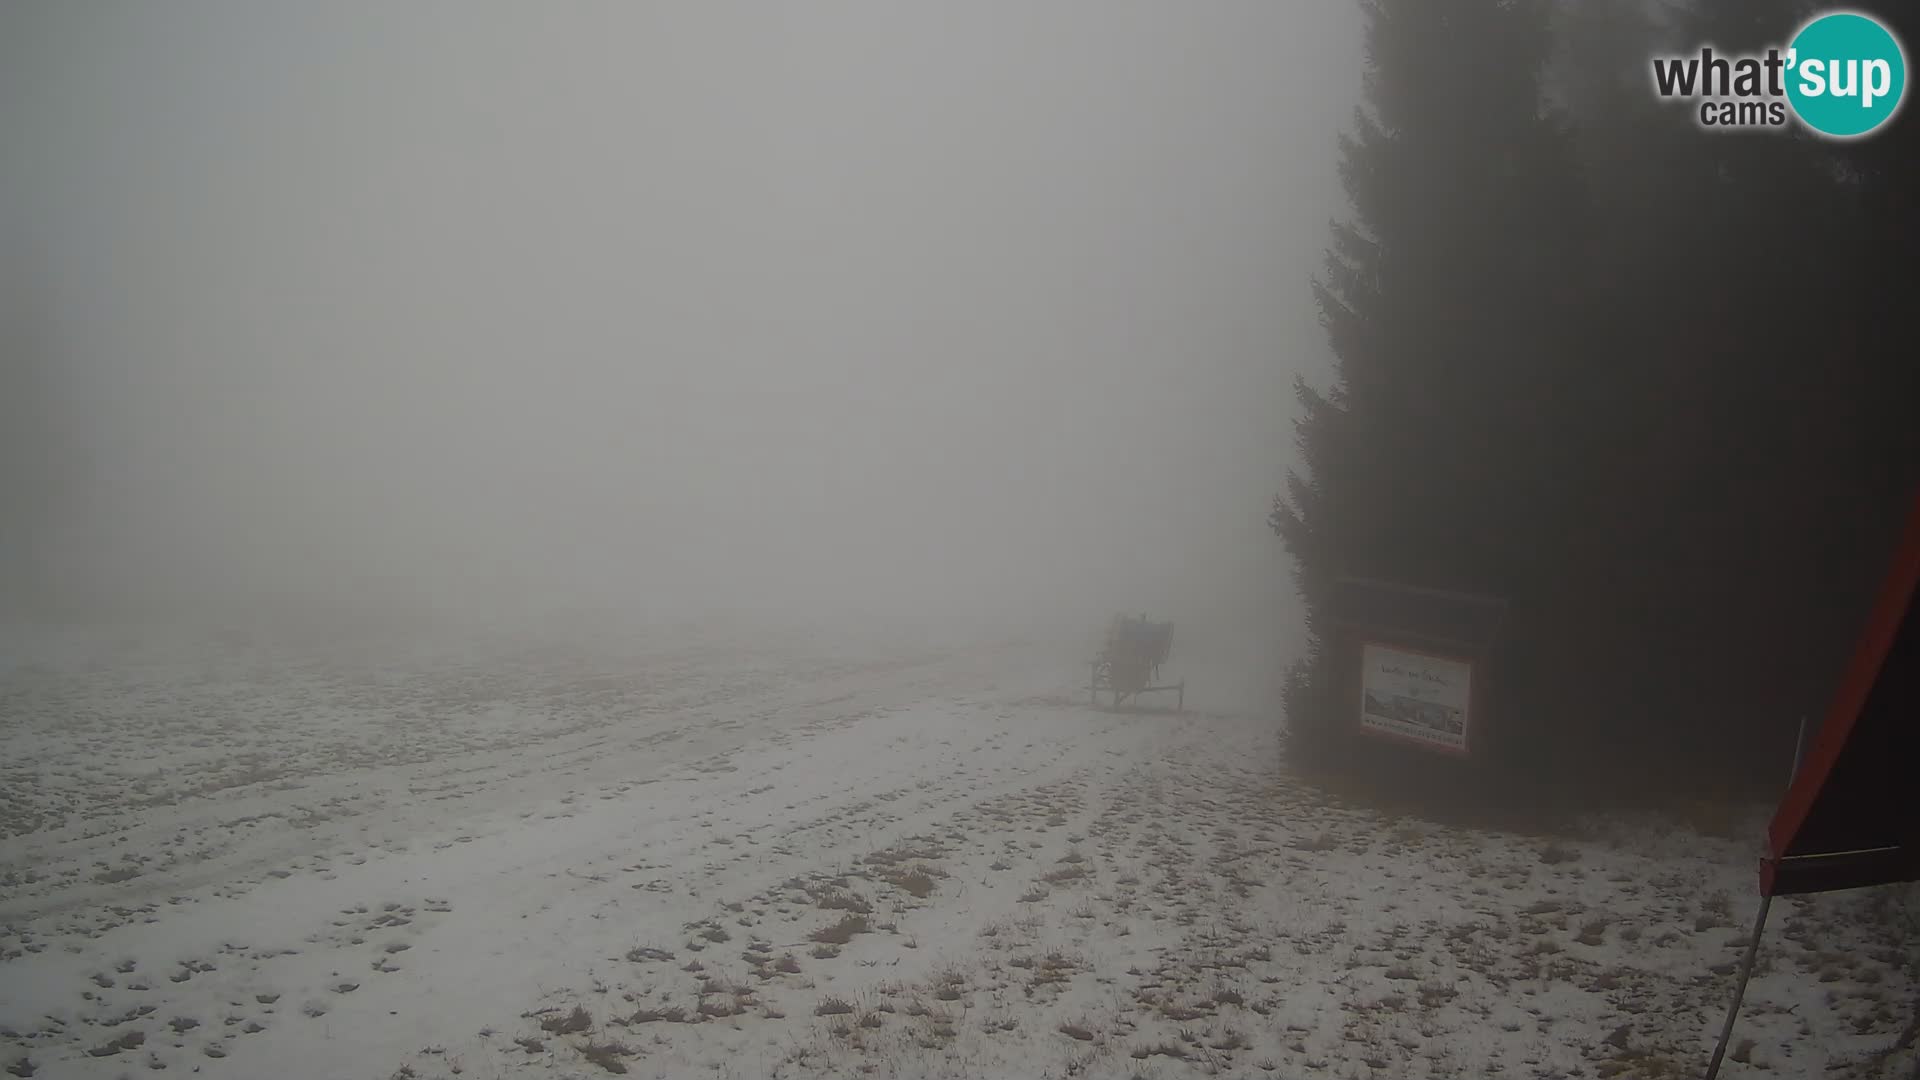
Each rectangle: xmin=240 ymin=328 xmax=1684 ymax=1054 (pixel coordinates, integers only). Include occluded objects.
xmin=0 ymin=626 xmax=1913 ymax=1080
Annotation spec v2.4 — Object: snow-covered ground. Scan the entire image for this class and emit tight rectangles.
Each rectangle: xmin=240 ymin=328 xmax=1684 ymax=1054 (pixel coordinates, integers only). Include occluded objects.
xmin=1 ymin=625 xmax=1913 ymax=1079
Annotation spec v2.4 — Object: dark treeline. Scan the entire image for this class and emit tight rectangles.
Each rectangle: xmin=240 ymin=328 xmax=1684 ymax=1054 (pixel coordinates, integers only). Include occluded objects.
xmin=1273 ymin=0 xmax=1920 ymax=800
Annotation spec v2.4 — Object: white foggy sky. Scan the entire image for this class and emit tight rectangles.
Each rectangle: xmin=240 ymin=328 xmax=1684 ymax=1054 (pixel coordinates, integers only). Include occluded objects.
xmin=1 ymin=2 xmax=1360 ymax=640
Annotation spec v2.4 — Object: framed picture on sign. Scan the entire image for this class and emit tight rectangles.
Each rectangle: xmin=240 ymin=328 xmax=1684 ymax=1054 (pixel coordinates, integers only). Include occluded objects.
xmin=1357 ymin=641 xmax=1474 ymax=756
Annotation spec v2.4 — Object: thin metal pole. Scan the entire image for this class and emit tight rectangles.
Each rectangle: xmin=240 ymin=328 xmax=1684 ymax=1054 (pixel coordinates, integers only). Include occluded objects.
xmin=1787 ymin=715 xmax=1810 ymax=788
xmin=1704 ymin=895 xmax=1772 ymax=1080
xmin=1703 ymin=718 xmax=1811 ymax=1080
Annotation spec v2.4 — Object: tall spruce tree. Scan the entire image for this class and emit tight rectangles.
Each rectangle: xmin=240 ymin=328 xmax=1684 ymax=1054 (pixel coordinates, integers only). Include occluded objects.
xmin=1288 ymin=0 xmax=1920 ymax=793
xmin=1540 ymin=0 xmax=1843 ymax=778
xmin=1546 ymin=0 xmax=1920 ymax=783
xmin=1274 ymin=0 xmax=1586 ymax=764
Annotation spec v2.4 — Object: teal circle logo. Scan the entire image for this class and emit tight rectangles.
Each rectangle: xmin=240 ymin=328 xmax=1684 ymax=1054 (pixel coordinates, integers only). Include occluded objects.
xmin=1786 ymin=11 xmax=1907 ymax=138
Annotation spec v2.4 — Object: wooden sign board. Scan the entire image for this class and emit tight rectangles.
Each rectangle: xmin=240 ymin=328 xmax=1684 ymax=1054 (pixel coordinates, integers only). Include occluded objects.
xmin=1358 ymin=641 xmax=1475 ymax=756
xmin=1327 ymin=578 xmax=1507 ymax=760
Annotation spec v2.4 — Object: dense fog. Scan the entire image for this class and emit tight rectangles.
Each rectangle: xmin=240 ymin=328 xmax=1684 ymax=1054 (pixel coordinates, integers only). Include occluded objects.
xmin=1 ymin=3 xmax=1361 ymax=654
xmin=6 ymin=8 xmax=1919 ymax=1079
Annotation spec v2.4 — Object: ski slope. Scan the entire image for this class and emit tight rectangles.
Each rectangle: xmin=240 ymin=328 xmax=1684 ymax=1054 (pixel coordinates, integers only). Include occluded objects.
xmin=0 ymin=626 xmax=1912 ymax=1079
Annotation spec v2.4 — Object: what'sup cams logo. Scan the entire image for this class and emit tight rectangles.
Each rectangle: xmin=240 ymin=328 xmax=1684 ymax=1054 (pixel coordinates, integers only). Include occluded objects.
xmin=1651 ymin=10 xmax=1907 ymax=138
